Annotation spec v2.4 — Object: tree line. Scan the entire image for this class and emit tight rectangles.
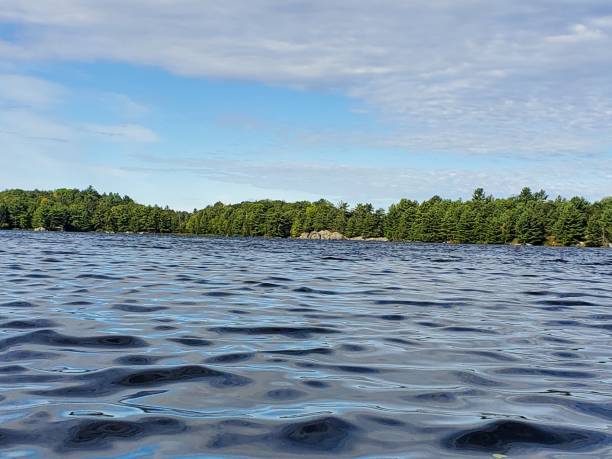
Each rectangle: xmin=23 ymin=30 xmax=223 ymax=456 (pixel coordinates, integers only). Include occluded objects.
xmin=1 ymin=186 xmax=611 ymax=247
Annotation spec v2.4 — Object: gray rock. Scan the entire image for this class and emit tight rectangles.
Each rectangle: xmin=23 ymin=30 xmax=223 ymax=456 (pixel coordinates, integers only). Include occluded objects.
xmin=298 ymin=230 xmax=346 ymax=240
xmin=298 ymin=230 xmax=387 ymax=241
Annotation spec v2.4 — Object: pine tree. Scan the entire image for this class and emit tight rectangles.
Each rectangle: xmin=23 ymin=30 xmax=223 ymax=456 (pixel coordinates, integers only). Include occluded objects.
xmin=0 ymin=203 xmax=10 ymax=229
xmin=601 ymin=207 xmax=612 ymax=246
xmin=553 ymin=202 xmax=586 ymax=245
xmin=516 ymin=206 xmax=546 ymax=245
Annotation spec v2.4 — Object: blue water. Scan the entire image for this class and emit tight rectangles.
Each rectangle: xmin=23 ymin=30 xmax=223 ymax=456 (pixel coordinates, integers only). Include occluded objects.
xmin=1 ymin=231 xmax=611 ymax=458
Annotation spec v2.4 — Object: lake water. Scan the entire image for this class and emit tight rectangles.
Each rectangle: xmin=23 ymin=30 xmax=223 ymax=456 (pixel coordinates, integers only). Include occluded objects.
xmin=1 ymin=231 xmax=611 ymax=458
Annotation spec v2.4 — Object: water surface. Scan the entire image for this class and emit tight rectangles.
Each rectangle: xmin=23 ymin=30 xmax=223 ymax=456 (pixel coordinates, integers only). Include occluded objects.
xmin=1 ymin=231 xmax=611 ymax=458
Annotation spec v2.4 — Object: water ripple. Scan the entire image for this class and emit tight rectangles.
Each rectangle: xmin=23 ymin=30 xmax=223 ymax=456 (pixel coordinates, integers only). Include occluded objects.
xmin=0 ymin=231 xmax=611 ymax=457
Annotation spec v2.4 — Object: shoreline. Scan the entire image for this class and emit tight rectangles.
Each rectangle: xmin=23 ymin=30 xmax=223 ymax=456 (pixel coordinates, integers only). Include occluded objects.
xmin=2 ymin=187 xmax=611 ymax=248
xmin=4 ymin=227 xmax=610 ymax=248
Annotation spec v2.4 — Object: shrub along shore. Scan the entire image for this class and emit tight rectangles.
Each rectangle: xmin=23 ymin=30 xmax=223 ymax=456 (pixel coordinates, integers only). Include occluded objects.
xmin=1 ymin=187 xmax=611 ymax=247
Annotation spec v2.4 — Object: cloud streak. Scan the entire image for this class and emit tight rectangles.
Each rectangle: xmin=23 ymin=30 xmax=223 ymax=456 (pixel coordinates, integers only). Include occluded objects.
xmin=0 ymin=72 xmax=159 ymax=148
xmin=124 ymin=154 xmax=612 ymax=205
xmin=0 ymin=73 xmax=64 ymax=107
xmin=81 ymin=123 xmax=159 ymax=143
xmin=1 ymin=1 xmax=612 ymax=155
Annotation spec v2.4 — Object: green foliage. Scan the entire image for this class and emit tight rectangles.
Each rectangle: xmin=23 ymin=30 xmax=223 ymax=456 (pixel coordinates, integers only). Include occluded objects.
xmin=345 ymin=203 xmax=384 ymax=238
xmin=585 ymin=198 xmax=612 ymax=246
xmin=552 ymin=202 xmax=586 ymax=246
xmin=602 ymin=208 xmax=612 ymax=245
xmin=0 ymin=202 xmax=9 ymax=229
xmin=515 ymin=205 xmax=546 ymax=245
xmin=0 ymin=188 xmax=189 ymax=234
xmin=385 ymin=199 xmax=418 ymax=240
xmin=0 ymin=187 xmax=609 ymax=246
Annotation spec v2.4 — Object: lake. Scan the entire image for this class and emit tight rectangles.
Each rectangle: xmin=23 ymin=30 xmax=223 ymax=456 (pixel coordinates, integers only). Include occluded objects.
xmin=1 ymin=231 xmax=611 ymax=458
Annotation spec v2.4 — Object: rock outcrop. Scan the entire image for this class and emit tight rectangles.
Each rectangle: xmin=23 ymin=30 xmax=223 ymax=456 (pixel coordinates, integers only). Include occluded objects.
xmin=299 ymin=230 xmax=346 ymax=240
xmin=298 ymin=230 xmax=388 ymax=242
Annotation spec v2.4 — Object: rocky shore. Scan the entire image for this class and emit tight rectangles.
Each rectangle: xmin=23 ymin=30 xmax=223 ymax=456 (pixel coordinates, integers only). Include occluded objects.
xmin=298 ymin=230 xmax=388 ymax=242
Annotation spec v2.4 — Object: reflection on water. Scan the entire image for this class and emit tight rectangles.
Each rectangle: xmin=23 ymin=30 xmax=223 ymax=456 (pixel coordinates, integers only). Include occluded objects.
xmin=0 ymin=231 xmax=611 ymax=458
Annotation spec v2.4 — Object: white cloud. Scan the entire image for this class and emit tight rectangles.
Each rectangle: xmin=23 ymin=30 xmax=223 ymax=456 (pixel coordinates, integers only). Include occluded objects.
xmin=81 ymin=123 xmax=159 ymax=143
xmin=545 ymin=24 xmax=605 ymax=43
xmin=124 ymin=154 xmax=612 ymax=205
xmin=0 ymin=108 xmax=73 ymax=142
xmin=0 ymin=72 xmax=158 ymax=149
xmin=101 ymin=93 xmax=150 ymax=118
xmin=592 ymin=16 xmax=612 ymax=27
xmin=1 ymin=1 xmax=612 ymax=156
xmin=0 ymin=74 xmax=65 ymax=107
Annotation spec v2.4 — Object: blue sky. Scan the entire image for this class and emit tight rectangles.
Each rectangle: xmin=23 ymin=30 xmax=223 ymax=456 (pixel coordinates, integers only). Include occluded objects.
xmin=0 ymin=1 xmax=611 ymax=210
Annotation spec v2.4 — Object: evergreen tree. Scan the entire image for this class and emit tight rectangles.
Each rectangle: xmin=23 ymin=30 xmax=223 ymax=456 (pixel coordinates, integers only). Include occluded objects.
xmin=32 ymin=199 xmax=50 ymax=229
xmin=1 ymin=186 xmax=610 ymax=247
xmin=456 ymin=205 xmax=477 ymax=243
xmin=553 ymin=202 xmax=586 ymax=245
xmin=516 ymin=205 xmax=546 ymax=245
xmin=0 ymin=202 xmax=9 ymax=229
xmin=601 ymin=207 xmax=612 ymax=245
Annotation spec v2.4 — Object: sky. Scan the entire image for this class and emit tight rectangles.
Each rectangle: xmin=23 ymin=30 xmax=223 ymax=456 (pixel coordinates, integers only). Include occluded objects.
xmin=0 ymin=1 xmax=611 ymax=210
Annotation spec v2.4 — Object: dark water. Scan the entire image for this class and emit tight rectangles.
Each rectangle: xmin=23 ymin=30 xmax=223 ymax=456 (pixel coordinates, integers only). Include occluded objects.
xmin=1 ymin=231 xmax=611 ymax=458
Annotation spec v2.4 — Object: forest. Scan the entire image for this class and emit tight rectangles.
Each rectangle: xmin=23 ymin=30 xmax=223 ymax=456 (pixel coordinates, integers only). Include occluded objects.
xmin=0 ymin=186 xmax=611 ymax=247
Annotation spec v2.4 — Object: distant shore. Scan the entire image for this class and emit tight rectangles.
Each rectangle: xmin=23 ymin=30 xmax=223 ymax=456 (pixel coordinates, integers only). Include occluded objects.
xmin=1 ymin=187 xmax=611 ymax=247
xmin=5 ymin=227 xmax=611 ymax=248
